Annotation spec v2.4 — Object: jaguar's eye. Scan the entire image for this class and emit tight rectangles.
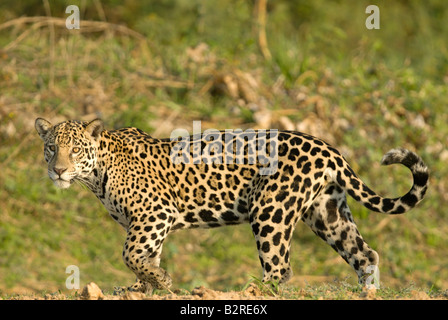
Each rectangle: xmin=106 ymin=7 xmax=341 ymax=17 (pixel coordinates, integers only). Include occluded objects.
xmin=48 ymin=145 xmax=56 ymax=152
xmin=72 ymin=147 xmax=81 ymax=153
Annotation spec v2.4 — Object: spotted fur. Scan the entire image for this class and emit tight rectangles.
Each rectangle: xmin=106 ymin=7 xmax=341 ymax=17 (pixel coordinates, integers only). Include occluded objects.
xmin=35 ymin=118 xmax=428 ymax=293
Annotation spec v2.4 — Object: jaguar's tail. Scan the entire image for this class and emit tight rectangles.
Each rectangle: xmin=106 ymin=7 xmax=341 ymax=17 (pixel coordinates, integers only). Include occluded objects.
xmin=342 ymin=148 xmax=429 ymax=214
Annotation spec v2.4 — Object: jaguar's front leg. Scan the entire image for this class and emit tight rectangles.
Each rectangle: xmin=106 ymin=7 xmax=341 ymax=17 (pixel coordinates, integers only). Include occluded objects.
xmin=121 ymin=209 xmax=174 ymax=294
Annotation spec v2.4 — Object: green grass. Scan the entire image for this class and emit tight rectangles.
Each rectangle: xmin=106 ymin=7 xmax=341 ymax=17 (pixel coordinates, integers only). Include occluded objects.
xmin=0 ymin=0 xmax=447 ymax=298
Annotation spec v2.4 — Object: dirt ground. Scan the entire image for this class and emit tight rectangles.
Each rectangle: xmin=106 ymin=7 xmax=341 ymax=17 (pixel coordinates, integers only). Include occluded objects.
xmin=4 ymin=282 xmax=447 ymax=300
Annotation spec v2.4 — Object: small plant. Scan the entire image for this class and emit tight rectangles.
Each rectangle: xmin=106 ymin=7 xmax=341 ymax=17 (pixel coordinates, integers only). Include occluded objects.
xmin=242 ymin=275 xmax=280 ymax=297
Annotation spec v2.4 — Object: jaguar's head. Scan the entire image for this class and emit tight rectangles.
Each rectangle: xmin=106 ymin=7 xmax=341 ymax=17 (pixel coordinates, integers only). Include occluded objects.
xmin=35 ymin=118 xmax=104 ymax=189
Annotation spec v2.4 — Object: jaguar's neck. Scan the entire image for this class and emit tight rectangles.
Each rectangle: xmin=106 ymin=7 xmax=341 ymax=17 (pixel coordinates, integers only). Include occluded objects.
xmin=75 ymin=167 xmax=103 ymax=196
xmin=76 ymin=133 xmax=111 ymax=198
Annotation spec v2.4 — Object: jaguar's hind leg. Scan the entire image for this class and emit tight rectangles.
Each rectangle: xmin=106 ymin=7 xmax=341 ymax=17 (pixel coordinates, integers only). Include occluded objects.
xmin=301 ymin=184 xmax=379 ymax=286
xmin=250 ymin=212 xmax=295 ymax=286
xmin=249 ymin=199 xmax=299 ymax=286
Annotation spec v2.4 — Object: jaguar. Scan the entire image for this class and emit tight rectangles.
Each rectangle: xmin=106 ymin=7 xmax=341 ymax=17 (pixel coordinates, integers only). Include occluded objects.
xmin=35 ymin=117 xmax=428 ymax=293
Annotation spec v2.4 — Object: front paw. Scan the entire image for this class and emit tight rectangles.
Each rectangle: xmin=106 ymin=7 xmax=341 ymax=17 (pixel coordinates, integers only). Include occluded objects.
xmin=114 ymin=279 xmax=155 ymax=295
xmin=113 ymin=286 xmax=128 ymax=296
xmin=148 ymin=267 xmax=172 ymax=290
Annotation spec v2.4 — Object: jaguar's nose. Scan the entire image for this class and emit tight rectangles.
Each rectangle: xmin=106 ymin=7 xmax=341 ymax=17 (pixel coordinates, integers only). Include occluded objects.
xmin=54 ymin=167 xmax=67 ymax=176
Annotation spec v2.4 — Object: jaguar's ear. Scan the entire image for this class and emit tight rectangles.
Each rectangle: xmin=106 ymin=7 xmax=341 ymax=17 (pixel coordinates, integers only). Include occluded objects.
xmin=35 ymin=118 xmax=53 ymax=140
xmin=86 ymin=118 xmax=104 ymax=139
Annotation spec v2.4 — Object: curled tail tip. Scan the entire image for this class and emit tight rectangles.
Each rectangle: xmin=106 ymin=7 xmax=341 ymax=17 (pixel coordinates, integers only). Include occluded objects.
xmin=380 ymin=148 xmax=408 ymax=166
xmin=380 ymin=148 xmax=429 ymax=213
xmin=340 ymin=148 xmax=428 ymax=214
xmin=381 ymin=148 xmax=428 ymax=172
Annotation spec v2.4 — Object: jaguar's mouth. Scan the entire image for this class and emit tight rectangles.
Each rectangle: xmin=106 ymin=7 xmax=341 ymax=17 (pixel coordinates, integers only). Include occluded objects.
xmin=52 ymin=177 xmax=75 ymax=189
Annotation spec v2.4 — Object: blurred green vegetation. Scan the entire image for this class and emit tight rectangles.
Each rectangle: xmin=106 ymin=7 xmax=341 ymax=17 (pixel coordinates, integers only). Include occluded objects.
xmin=0 ymin=0 xmax=447 ymax=296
